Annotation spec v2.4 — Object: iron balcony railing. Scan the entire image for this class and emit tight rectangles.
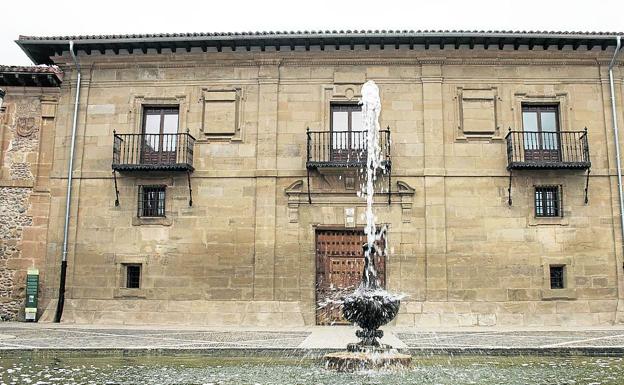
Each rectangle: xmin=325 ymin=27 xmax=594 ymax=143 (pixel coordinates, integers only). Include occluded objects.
xmin=112 ymin=131 xmax=195 ymax=172
xmin=306 ymin=129 xmax=391 ymax=169
xmin=506 ymin=129 xmax=590 ymax=170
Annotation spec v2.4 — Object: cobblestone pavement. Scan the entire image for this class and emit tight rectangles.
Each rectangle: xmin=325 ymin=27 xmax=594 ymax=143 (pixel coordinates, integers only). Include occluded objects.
xmin=1 ymin=323 xmax=624 ymax=350
xmin=0 ymin=325 xmax=310 ymax=349
xmin=396 ymin=330 xmax=624 ymax=349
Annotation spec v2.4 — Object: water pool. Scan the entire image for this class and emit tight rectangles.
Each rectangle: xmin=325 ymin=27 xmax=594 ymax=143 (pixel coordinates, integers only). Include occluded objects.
xmin=1 ymin=354 xmax=623 ymax=385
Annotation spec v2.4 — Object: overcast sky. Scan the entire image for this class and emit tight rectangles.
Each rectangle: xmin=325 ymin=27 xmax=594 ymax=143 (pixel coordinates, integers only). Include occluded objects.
xmin=1 ymin=0 xmax=623 ymax=65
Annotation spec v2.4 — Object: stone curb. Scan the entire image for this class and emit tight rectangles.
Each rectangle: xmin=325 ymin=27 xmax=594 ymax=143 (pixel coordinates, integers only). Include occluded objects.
xmin=1 ymin=347 xmax=623 ymax=359
xmin=407 ymin=347 xmax=624 ymax=356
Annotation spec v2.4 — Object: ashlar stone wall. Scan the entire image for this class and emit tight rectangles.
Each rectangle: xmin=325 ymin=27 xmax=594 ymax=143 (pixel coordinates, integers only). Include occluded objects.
xmin=35 ymin=46 xmax=624 ymax=327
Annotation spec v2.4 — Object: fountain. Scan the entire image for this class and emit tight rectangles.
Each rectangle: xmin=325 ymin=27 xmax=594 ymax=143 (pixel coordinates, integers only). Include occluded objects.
xmin=324 ymin=81 xmax=412 ymax=371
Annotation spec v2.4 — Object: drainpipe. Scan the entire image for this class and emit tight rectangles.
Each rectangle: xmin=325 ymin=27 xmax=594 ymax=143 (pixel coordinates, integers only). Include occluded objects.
xmin=609 ymin=36 xmax=623 ymax=319
xmin=54 ymin=41 xmax=81 ymax=323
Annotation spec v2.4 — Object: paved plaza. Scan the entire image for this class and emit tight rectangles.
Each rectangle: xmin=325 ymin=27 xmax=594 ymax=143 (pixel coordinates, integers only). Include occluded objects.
xmin=0 ymin=323 xmax=623 ymax=353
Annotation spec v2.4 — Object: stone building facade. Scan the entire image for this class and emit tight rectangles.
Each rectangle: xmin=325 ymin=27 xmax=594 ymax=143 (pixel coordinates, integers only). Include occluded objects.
xmin=0 ymin=66 xmax=61 ymax=320
xmin=7 ymin=30 xmax=624 ymax=327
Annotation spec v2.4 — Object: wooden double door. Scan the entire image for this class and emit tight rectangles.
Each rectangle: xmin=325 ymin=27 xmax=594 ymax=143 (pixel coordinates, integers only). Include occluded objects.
xmin=315 ymin=229 xmax=386 ymax=325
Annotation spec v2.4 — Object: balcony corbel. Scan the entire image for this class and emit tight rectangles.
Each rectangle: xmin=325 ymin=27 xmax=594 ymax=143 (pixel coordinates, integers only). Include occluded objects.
xmin=113 ymin=170 xmax=120 ymax=207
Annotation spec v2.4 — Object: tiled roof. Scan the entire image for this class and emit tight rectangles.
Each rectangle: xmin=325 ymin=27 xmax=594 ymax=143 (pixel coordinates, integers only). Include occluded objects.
xmin=16 ymin=30 xmax=624 ymax=65
xmin=0 ymin=65 xmax=62 ymax=74
xmin=0 ymin=65 xmax=63 ymax=87
xmin=16 ymin=30 xmax=624 ymax=41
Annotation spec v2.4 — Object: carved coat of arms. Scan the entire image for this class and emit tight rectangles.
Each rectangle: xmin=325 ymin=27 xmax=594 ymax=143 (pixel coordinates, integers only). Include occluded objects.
xmin=16 ymin=117 xmax=36 ymax=137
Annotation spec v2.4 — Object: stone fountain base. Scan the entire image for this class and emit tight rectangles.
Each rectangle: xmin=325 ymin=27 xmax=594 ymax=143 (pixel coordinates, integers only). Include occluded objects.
xmin=324 ymin=349 xmax=412 ymax=371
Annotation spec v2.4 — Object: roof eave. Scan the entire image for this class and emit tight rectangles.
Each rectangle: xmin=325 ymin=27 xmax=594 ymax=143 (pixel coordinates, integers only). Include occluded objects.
xmin=16 ymin=32 xmax=624 ymax=65
xmin=16 ymin=40 xmax=53 ymax=65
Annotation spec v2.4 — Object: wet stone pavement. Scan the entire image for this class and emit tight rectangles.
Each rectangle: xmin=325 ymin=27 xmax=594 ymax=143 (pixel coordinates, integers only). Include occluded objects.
xmin=0 ymin=323 xmax=623 ymax=351
xmin=0 ymin=326 xmax=310 ymax=350
xmin=396 ymin=330 xmax=624 ymax=349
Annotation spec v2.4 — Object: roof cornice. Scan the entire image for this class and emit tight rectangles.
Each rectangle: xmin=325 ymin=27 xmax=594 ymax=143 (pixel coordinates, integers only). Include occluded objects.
xmin=16 ymin=30 xmax=624 ymax=65
xmin=0 ymin=65 xmax=63 ymax=87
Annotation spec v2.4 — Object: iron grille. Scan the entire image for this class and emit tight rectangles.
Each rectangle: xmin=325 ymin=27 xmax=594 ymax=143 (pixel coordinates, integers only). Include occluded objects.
xmin=125 ymin=264 xmax=141 ymax=289
xmin=138 ymin=185 xmax=166 ymax=217
xmin=306 ymin=129 xmax=391 ymax=168
xmin=535 ymin=185 xmax=562 ymax=218
xmin=550 ymin=265 xmax=565 ymax=289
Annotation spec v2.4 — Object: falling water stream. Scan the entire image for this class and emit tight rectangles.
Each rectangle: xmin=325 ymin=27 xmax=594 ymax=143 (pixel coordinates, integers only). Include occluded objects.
xmin=349 ymin=80 xmax=403 ymax=302
xmin=317 ymin=80 xmax=404 ymax=320
xmin=361 ymin=80 xmax=383 ymax=289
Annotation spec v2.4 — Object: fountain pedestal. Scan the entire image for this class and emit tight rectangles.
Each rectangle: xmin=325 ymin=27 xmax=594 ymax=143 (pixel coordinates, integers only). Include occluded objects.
xmin=348 ymin=329 xmax=386 ymax=352
xmin=324 ymin=350 xmax=412 ymax=371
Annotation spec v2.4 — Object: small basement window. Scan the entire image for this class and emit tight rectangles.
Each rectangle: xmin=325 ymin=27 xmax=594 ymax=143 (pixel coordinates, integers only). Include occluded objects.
xmin=125 ymin=264 xmax=141 ymax=289
xmin=535 ymin=186 xmax=562 ymax=218
xmin=138 ymin=185 xmax=166 ymax=217
xmin=550 ymin=265 xmax=565 ymax=289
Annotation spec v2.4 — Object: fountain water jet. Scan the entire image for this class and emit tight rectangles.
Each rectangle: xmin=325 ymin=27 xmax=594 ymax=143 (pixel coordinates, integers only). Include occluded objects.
xmin=324 ymin=81 xmax=411 ymax=371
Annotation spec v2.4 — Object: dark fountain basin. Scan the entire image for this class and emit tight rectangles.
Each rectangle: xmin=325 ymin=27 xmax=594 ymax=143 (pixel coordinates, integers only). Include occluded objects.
xmin=342 ymin=289 xmax=401 ymax=351
xmin=324 ymin=244 xmax=412 ymax=371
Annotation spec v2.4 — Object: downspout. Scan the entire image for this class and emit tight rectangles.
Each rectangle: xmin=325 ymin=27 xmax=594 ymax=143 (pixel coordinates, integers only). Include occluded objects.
xmin=608 ymin=36 xmax=623 ymax=320
xmin=54 ymin=41 xmax=81 ymax=323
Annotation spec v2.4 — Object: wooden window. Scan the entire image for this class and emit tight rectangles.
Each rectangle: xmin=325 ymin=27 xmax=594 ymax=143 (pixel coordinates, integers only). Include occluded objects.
xmin=550 ymin=265 xmax=565 ymax=289
xmin=141 ymin=106 xmax=179 ymax=164
xmin=535 ymin=186 xmax=562 ymax=218
xmin=143 ymin=107 xmax=179 ymax=135
xmin=330 ymin=104 xmax=365 ymax=161
xmin=125 ymin=264 xmax=141 ymax=289
xmin=138 ymin=185 xmax=166 ymax=217
xmin=522 ymin=105 xmax=560 ymax=162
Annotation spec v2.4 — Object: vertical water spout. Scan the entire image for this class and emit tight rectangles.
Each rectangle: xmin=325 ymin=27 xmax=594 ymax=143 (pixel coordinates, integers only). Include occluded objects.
xmin=361 ymin=80 xmax=382 ymax=290
xmin=338 ymin=80 xmax=405 ymax=354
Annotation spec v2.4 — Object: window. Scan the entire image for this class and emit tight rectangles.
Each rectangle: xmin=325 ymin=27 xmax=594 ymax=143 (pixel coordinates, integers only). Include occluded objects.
xmin=138 ymin=185 xmax=166 ymax=217
xmin=125 ymin=264 xmax=141 ymax=289
xmin=550 ymin=265 xmax=565 ymax=289
xmin=522 ymin=105 xmax=560 ymax=162
xmin=535 ymin=186 xmax=562 ymax=218
xmin=141 ymin=106 xmax=179 ymax=165
xmin=330 ymin=104 xmax=365 ymax=161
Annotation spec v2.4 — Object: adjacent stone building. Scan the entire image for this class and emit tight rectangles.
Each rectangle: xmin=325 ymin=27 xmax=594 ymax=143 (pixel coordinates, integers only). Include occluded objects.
xmin=3 ymin=30 xmax=624 ymax=326
xmin=0 ymin=65 xmax=61 ymax=320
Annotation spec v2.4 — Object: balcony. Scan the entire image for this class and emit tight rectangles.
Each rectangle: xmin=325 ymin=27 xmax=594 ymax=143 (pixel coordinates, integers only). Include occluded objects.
xmin=506 ymin=130 xmax=590 ymax=170
xmin=306 ymin=129 xmax=391 ymax=170
xmin=304 ymin=128 xmax=392 ymax=204
xmin=112 ymin=132 xmax=195 ymax=172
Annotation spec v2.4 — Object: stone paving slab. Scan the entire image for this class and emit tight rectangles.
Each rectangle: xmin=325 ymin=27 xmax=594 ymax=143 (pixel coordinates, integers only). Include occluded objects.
xmin=0 ymin=325 xmax=310 ymax=350
xmin=1 ymin=323 xmax=624 ymax=352
xmin=396 ymin=330 xmax=624 ymax=349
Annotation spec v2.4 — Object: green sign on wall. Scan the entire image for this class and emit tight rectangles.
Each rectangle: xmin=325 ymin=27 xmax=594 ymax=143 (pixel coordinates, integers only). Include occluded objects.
xmin=25 ymin=269 xmax=39 ymax=321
